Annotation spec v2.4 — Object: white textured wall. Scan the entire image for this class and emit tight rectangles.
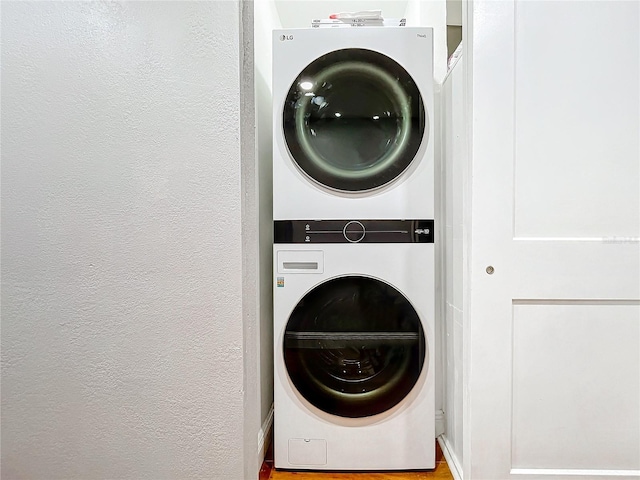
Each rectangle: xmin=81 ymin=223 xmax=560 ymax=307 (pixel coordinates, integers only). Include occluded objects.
xmin=240 ymin=1 xmax=263 ymax=477
xmin=254 ymin=0 xmax=281 ymax=458
xmin=1 ymin=2 xmax=256 ymax=479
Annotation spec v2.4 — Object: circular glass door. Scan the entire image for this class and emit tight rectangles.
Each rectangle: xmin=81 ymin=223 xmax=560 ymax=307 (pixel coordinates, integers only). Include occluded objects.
xmin=283 ymin=276 xmax=426 ymax=418
xmin=283 ymin=49 xmax=426 ymax=192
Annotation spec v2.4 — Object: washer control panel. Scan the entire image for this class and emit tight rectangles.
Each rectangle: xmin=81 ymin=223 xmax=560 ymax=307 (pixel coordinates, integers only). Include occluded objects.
xmin=274 ymin=219 xmax=434 ymax=244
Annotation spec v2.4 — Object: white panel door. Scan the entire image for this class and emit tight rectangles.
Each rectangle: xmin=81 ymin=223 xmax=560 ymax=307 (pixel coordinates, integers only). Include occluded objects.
xmin=466 ymin=1 xmax=640 ymax=479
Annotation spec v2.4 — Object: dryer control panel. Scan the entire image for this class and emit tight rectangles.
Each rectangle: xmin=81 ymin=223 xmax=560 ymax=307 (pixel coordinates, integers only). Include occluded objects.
xmin=274 ymin=219 xmax=434 ymax=244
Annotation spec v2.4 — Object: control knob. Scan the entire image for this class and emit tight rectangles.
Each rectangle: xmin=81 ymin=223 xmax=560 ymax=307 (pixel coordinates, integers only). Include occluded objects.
xmin=343 ymin=221 xmax=366 ymax=243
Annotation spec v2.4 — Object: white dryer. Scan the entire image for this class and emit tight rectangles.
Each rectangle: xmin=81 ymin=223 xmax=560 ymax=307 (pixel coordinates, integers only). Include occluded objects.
xmin=273 ymin=220 xmax=435 ymax=470
xmin=272 ymin=28 xmax=434 ymax=220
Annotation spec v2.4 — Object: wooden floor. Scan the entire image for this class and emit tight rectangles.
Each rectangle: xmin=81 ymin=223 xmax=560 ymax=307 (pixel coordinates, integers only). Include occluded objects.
xmin=260 ymin=442 xmax=454 ymax=480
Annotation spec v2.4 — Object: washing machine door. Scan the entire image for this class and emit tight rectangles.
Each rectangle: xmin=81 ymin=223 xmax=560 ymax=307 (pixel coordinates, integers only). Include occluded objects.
xmin=283 ymin=49 xmax=426 ymax=192
xmin=283 ymin=276 xmax=426 ymax=418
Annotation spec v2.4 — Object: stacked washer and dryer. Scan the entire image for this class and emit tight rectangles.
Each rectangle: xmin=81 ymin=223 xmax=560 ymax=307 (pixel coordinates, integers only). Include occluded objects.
xmin=272 ymin=27 xmax=435 ymax=471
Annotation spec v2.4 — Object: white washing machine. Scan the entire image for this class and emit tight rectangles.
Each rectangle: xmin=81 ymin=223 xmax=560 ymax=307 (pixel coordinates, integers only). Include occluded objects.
xmin=273 ymin=220 xmax=435 ymax=470
xmin=272 ymin=28 xmax=434 ymax=220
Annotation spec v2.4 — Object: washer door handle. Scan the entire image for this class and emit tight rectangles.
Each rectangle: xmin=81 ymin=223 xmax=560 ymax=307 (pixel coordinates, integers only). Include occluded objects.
xmin=282 ymin=261 xmax=319 ymax=270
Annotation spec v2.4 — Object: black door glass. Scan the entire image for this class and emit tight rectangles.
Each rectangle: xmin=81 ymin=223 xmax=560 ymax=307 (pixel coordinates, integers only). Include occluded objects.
xmin=283 ymin=276 xmax=426 ymax=418
xmin=283 ymin=49 xmax=426 ymax=192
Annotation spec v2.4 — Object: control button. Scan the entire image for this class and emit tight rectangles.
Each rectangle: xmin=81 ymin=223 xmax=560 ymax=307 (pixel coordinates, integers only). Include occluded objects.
xmin=343 ymin=221 xmax=366 ymax=243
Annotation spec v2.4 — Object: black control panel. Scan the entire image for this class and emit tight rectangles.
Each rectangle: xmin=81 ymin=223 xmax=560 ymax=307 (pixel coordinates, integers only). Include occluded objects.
xmin=274 ymin=220 xmax=434 ymax=244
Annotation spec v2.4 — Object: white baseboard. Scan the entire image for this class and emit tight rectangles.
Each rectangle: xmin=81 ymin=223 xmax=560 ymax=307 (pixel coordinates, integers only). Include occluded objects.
xmin=257 ymin=404 xmax=274 ymax=464
xmin=438 ymin=434 xmax=463 ymax=480
xmin=511 ymin=469 xmax=640 ymax=477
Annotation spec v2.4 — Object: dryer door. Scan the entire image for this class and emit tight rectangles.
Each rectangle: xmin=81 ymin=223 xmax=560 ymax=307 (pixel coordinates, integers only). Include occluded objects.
xmin=283 ymin=276 xmax=426 ymax=418
xmin=283 ymin=49 xmax=426 ymax=192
